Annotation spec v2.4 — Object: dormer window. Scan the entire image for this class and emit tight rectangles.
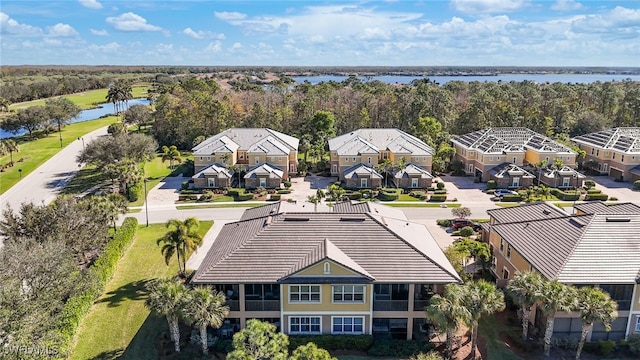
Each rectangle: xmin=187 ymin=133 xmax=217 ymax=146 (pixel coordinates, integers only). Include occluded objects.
xmin=323 ymin=262 xmax=331 ymax=274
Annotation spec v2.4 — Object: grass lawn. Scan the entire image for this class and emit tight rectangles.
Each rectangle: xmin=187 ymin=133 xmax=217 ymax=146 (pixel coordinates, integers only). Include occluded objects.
xmin=397 ymin=194 xmax=421 ymax=201
xmin=8 ymin=86 xmax=149 ymax=110
xmin=495 ymin=203 xmax=522 ymax=208
xmin=70 ymin=221 xmax=213 ymax=360
xmin=176 ymin=203 xmax=264 ymax=210
xmin=477 ymin=313 xmax=523 ymax=360
xmin=386 ymin=203 xmax=461 ymax=208
xmin=0 ymin=116 xmax=119 ymax=195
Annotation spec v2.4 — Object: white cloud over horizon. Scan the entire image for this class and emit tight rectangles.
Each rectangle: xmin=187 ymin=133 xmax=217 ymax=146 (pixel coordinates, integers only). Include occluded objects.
xmin=106 ymin=12 xmax=162 ymax=32
xmin=78 ymin=0 xmax=103 ymax=10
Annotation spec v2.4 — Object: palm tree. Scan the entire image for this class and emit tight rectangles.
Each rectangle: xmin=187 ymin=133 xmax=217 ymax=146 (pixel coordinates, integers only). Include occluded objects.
xmin=537 ymin=280 xmax=578 ymax=357
xmin=228 ymin=163 xmax=243 ymax=187
xmin=161 ymin=145 xmax=182 ymax=170
xmin=375 ymin=158 xmax=392 ymax=188
xmin=1 ymin=139 xmax=19 ymax=165
xmin=157 ymin=217 xmax=202 ymax=275
xmin=182 ymin=287 xmax=229 ymax=355
xmin=506 ymin=272 xmax=545 ymax=340
xmin=575 ymin=287 xmax=617 ymax=360
xmin=461 ymin=280 xmax=506 ymax=359
xmin=424 ymin=284 xmax=471 ymax=359
xmin=144 ymin=278 xmax=188 ymax=353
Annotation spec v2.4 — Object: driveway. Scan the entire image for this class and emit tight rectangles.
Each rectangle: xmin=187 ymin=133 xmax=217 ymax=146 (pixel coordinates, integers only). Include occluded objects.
xmin=584 ymin=175 xmax=639 ymax=202
xmin=288 ymin=173 xmax=337 ymax=202
xmin=438 ymin=174 xmax=496 ymax=207
xmin=145 ymin=176 xmax=185 ymax=207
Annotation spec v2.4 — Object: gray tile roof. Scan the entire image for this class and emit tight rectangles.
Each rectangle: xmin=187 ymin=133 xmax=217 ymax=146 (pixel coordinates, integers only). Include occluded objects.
xmin=573 ymin=201 xmax=640 ymax=215
xmin=192 ymin=208 xmax=460 ymax=284
xmin=393 ymin=163 xmax=433 ymax=179
xmin=328 ymin=128 xmax=433 ymax=157
xmin=343 ymin=163 xmax=383 ymax=179
xmin=452 ymin=127 xmax=575 ymax=154
xmin=192 ymin=128 xmax=299 ymax=155
xmin=244 ymin=163 xmax=284 ymax=179
xmin=488 ymin=163 xmax=536 ymax=179
xmin=571 ymin=127 xmax=640 ymax=153
xmin=192 ymin=162 xmax=233 ymax=179
xmin=247 ymin=136 xmax=290 ymax=155
xmin=541 ymin=166 xmax=585 ymax=180
xmin=487 ymin=202 xmax=568 ymax=224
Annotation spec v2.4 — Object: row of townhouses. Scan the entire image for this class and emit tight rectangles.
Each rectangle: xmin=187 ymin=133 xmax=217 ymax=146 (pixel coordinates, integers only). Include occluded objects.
xmin=190 ymin=126 xmax=640 ymax=191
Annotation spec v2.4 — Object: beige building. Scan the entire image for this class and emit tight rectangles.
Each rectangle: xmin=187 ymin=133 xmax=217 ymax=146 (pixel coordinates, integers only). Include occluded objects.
xmin=191 ymin=201 xmax=460 ymax=340
xmin=485 ymin=202 xmax=640 ymax=342
xmin=327 ymin=128 xmax=433 ymax=189
xmin=191 ymin=128 xmax=299 ymax=189
xmin=451 ymin=127 xmax=577 ymax=182
xmin=571 ymin=127 xmax=640 ymax=182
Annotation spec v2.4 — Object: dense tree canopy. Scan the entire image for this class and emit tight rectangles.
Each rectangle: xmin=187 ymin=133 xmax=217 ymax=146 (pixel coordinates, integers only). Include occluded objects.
xmin=77 ymin=132 xmax=158 ymax=167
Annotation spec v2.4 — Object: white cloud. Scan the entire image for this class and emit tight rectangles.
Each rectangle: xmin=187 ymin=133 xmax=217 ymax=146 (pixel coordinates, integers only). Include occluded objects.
xmin=204 ymin=41 xmax=222 ymax=52
xmin=214 ymin=11 xmax=247 ymax=21
xmin=88 ymin=42 xmax=120 ymax=53
xmin=48 ymin=23 xmax=78 ymax=37
xmin=230 ymin=42 xmax=242 ymax=50
xmin=106 ymin=12 xmax=162 ymax=32
xmin=182 ymin=27 xmax=225 ymax=40
xmin=79 ymin=0 xmax=103 ymax=10
xmin=0 ymin=12 xmax=43 ymax=36
xmin=450 ymin=0 xmax=529 ymax=14
xmin=571 ymin=6 xmax=640 ymax=34
xmin=550 ymin=0 xmax=583 ymax=11
xmin=90 ymin=29 xmax=109 ymax=36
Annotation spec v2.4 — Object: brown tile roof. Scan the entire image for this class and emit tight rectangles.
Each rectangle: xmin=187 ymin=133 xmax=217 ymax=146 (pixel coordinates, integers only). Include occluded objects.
xmin=487 ymin=202 xmax=568 ymax=224
xmin=573 ymin=201 xmax=640 ymax=215
xmin=192 ymin=211 xmax=460 ymax=284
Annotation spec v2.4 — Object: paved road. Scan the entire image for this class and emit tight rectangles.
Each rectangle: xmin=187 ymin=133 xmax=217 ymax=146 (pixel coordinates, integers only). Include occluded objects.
xmin=0 ymin=126 xmax=109 ymax=211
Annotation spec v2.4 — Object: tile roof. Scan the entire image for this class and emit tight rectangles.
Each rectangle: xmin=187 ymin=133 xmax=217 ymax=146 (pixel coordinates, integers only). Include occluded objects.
xmin=328 ymin=128 xmax=433 ymax=157
xmin=244 ymin=163 xmax=284 ymax=179
xmin=192 ymin=128 xmax=299 ymax=155
xmin=393 ymin=163 xmax=433 ymax=179
xmin=488 ymin=163 xmax=536 ymax=179
xmin=487 ymin=202 xmax=568 ymax=224
xmin=571 ymin=127 xmax=640 ymax=153
xmin=192 ymin=207 xmax=461 ymax=284
xmin=541 ymin=166 xmax=585 ymax=180
xmin=343 ymin=163 xmax=383 ymax=179
xmin=247 ymin=136 xmax=291 ymax=155
xmin=192 ymin=162 xmax=233 ymax=179
xmin=452 ymin=127 xmax=575 ymax=154
xmin=573 ymin=201 xmax=640 ymax=215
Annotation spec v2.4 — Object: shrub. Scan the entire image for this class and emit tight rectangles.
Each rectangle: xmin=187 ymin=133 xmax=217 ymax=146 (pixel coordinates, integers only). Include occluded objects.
xmin=634 ymin=180 xmax=640 ymax=190
xmin=429 ymin=194 xmax=447 ymax=202
xmin=609 ymin=196 xmax=618 ymax=201
xmin=367 ymin=339 xmax=433 ymax=357
xmin=500 ymin=194 xmax=522 ymax=202
xmin=598 ymin=340 xmax=616 ymax=355
xmin=586 ymin=188 xmax=602 ymax=194
xmin=426 ymin=186 xmax=436 ymax=192
xmin=345 ymin=191 xmax=362 ymax=200
xmin=486 ymin=189 xmax=495 ymax=194
xmin=212 ymin=339 xmax=234 ymax=353
xmin=378 ymin=191 xmax=399 ymax=201
xmin=584 ymin=179 xmax=596 ymax=189
xmin=361 ymin=189 xmax=372 ymax=196
xmin=627 ymin=334 xmax=640 ymax=355
xmin=269 ymin=194 xmax=281 ymax=201
xmin=550 ymin=188 xmax=580 ymax=201
xmin=226 ymin=188 xmax=244 ymax=197
xmin=434 ymin=189 xmax=447 ymax=194
xmin=178 ymin=194 xmax=198 ymax=201
xmin=584 ymin=193 xmax=609 ymax=201
xmin=459 ymin=226 xmax=475 ymax=237
xmin=127 ymin=184 xmax=140 ymax=202
xmin=277 ymin=189 xmax=292 ymax=194
xmin=181 ymin=181 xmax=190 ymax=191
xmin=236 ymin=193 xmax=254 ymax=201
xmin=283 ymin=180 xmax=292 ymax=188
xmin=289 ymin=335 xmax=373 ymax=351
xmin=436 ymin=182 xmax=445 ymax=190
xmin=437 ymin=219 xmax=452 ymax=227
xmin=486 ymin=180 xmax=497 ymax=189
xmin=56 ymin=218 xmax=138 ymax=355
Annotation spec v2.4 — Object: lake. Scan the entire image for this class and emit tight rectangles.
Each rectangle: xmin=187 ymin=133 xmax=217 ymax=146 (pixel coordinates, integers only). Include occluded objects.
xmin=1 ymin=98 xmax=150 ymax=139
xmin=291 ymin=73 xmax=640 ymax=85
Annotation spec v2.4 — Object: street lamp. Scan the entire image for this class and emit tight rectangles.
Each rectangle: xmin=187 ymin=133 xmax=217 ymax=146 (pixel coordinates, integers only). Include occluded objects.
xmin=78 ymin=137 xmax=85 ymax=150
xmin=18 ymin=168 xmax=22 ymax=178
xmin=143 ymin=175 xmax=149 ymax=227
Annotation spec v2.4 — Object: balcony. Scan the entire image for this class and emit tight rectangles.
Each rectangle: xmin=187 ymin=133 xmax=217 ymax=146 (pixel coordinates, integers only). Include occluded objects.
xmin=245 ymin=299 xmax=280 ymax=312
xmin=226 ymin=299 xmax=240 ymax=312
xmin=373 ymin=300 xmax=408 ymax=311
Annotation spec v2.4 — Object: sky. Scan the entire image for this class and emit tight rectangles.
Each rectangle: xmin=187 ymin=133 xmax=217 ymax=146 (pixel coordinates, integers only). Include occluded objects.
xmin=1 ymin=0 xmax=639 ymax=67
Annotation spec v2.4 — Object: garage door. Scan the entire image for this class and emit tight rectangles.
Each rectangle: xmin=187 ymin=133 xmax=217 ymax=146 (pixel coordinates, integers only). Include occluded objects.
xmin=609 ymin=167 xmax=624 ymax=181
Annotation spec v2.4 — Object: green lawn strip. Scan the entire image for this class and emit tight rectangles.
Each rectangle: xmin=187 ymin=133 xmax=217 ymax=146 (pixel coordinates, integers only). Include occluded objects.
xmin=176 ymin=203 xmax=264 ymax=210
xmin=495 ymin=203 xmax=521 ymax=208
xmin=8 ymin=86 xmax=149 ymax=110
xmin=60 ymin=165 xmax=108 ymax=195
xmin=397 ymin=194 xmax=421 ymax=201
xmin=477 ymin=313 xmax=523 ymax=360
xmin=70 ymin=221 xmax=213 ymax=360
xmin=385 ymin=203 xmax=462 ymax=208
xmin=0 ymin=116 xmax=119 ymax=195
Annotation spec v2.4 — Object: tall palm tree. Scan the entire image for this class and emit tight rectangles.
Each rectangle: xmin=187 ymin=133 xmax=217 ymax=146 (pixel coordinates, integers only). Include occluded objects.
xmin=144 ymin=278 xmax=188 ymax=353
xmin=424 ymin=284 xmax=471 ymax=359
xmin=161 ymin=145 xmax=182 ymax=170
xmin=461 ymin=280 xmax=506 ymax=359
xmin=375 ymin=158 xmax=392 ymax=188
xmin=537 ymin=280 xmax=578 ymax=357
xmin=1 ymin=139 xmax=19 ymax=165
xmin=575 ymin=287 xmax=617 ymax=360
xmin=157 ymin=217 xmax=202 ymax=275
xmin=506 ymin=272 xmax=545 ymax=340
xmin=228 ymin=163 xmax=243 ymax=187
xmin=182 ymin=287 xmax=229 ymax=355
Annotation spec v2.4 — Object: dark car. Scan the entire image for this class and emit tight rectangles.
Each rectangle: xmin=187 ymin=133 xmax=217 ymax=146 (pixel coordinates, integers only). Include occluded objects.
xmin=451 ymin=218 xmax=482 ymax=231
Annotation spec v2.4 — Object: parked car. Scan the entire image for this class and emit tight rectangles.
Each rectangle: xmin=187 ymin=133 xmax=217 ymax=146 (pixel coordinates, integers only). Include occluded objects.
xmin=494 ymin=189 xmax=519 ymax=197
xmin=451 ymin=218 xmax=482 ymax=231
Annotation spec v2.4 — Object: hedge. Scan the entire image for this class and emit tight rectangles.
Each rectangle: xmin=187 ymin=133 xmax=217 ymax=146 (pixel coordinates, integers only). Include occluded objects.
xmin=269 ymin=194 xmax=281 ymax=201
xmin=289 ymin=335 xmax=373 ymax=351
xmin=55 ymin=217 xmax=139 ymax=356
xmin=433 ymin=189 xmax=447 ymax=194
xmin=585 ymin=193 xmax=609 ymax=201
xmin=486 ymin=180 xmax=497 ymax=189
xmin=378 ymin=191 xmax=399 ymax=201
xmin=586 ymin=188 xmax=602 ymax=194
xmin=367 ymin=339 xmax=434 ymax=357
xmin=178 ymin=194 xmax=198 ymax=201
xmin=277 ymin=189 xmax=292 ymax=194
xmin=437 ymin=219 xmax=452 ymax=227
xmin=501 ymin=194 xmax=523 ymax=202
xmin=236 ymin=193 xmax=254 ymax=201
xmin=226 ymin=188 xmax=244 ymax=197
xmin=127 ymin=183 xmax=140 ymax=202
xmin=584 ymin=179 xmax=596 ymax=188
xmin=345 ymin=191 xmax=362 ymax=200
xmin=429 ymin=194 xmax=447 ymax=202
xmin=550 ymin=188 xmax=580 ymax=201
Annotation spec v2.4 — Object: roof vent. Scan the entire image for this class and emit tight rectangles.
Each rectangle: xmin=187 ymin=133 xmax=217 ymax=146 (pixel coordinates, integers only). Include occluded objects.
xmin=569 ymin=218 xmax=587 ymax=227
xmin=340 ymin=217 xmax=365 ymax=222
xmin=606 ymin=217 xmax=631 ymax=222
xmin=542 ymin=210 xmax=551 ymax=215
xmin=284 ymin=217 xmax=310 ymax=222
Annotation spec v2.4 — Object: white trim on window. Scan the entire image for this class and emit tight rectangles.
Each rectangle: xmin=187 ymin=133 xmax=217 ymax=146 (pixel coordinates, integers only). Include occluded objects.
xmin=289 ymin=316 xmax=321 ymax=334
xmin=289 ymin=285 xmax=321 ymax=303
xmin=331 ymin=316 xmax=364 ymax=335
xmin=502 ymin=267 xmax=510 ymax=280
xmin=635 ymin=317 xmax=640 ymax=333
xmin=332 ymin=285 xmax=365 ymax=303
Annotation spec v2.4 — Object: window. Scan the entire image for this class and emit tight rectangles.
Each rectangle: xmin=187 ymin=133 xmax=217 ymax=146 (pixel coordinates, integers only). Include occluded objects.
xmin=290 ymin=164 xmax=295 ymax=172
xmin=208 ymin=178 xmax=215 ymax=187
xmin=207 ymin=156 xmax=211 ymax=161
xmin=323 ymin=262 xmax=331 ymax=274
xmin=255 ymin=157 xmax=259 ymax=164
xmin=368 ymin=157 xmax=372 ymax=165
xmin=333 ymin=285 xmax=365 ymax=303
xmin=199 ymin=156 xmax=203 ymax=161
xmin=360 ymin=178 xmax=368 ymax=188
xmin=259 ymin=178 xmax=266 ymax=188
xmin=621 ymin=155 xmax=625 ymax=162
xmin=603 ymin=163 xmax=608 ymax=173
xmin=512 ymin=156 xmax=517 ymax=164
xmin=278 ymin=157 xmax=282 ymax=161
xmin=506 ymin=245 xmax=512 ymax=259
xmin=502 ymin=267 xmax=510 ymax=280
xmin=289 ymin=285 xmax=321 ymax=302
xmin=332 ymin=317 xmax=364 ymax=334
xmin=332 ymin=164 xmax=337 ymax=173
xmin=344 ymin=157 xmax=349 ymax=162
xmin=597 ymin=150 xmax=600 ymax=156
xmin=562 ymin=177 xmax=570 ymax=187
xmin=499 ymin=239 xmax=504 ymax=253
xmin=411 ymin=178 xmax=419 ymax=188
xmin=239 ymin=154 xmax=244 ymax=160
xmin=512 ymin=177 xmax=520 ymax=187
xmin=353 ymin=157 xmax=357 ymax=162
xmin=613 ymin=153 xmax=616 ymax=159
xmin=635 ymin=318 xmax=640 ymax=333
xmin=290 ymin=317 xmax=320 ymax=334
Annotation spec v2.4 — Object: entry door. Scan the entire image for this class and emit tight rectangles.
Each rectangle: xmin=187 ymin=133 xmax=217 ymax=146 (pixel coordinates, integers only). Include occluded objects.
xmin=562 ymin=177 xmax=570 ymax=188
xmin=208 ymin=178 xmax=215 ymax=188
xmin=360 ymin=178 xmax=368 ymax=188
xmin=259 ymin=178 xmax=267 ymax=188
xmin=411 ymin=178 xmax=419 ymax=188
xmin=512 ymin=177 xmax=520 ymax=188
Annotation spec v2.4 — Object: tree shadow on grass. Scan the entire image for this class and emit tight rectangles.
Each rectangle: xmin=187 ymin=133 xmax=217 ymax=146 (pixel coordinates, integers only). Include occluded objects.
xmin=120 ymin=313 xmax=167 ymax=360
xmin=97 ymin=279 xmax=152 ymax=308
xmin=89 ymin=349 xmax=124 ymax=360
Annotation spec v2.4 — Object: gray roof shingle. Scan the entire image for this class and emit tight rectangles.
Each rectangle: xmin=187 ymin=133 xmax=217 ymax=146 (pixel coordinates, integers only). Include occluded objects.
xmin=452 ymin=127 xmax=575 ymax=154
xmin=192 ymin=128 xmax=299 ymax=155
xmin=574 ymin=201 xmax=640 ymax=215
xmin=328 ymin=128 xmax=433 ymax=157
xmin=571 ymin=127 xmax=640 ymax=153
xmin=487 ymin=202 xmax=568 ymax=224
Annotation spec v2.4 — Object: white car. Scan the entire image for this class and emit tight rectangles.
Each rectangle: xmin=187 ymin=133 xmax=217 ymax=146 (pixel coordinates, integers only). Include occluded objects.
xmin=494 ymin=189 xmax=518 ymax=197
